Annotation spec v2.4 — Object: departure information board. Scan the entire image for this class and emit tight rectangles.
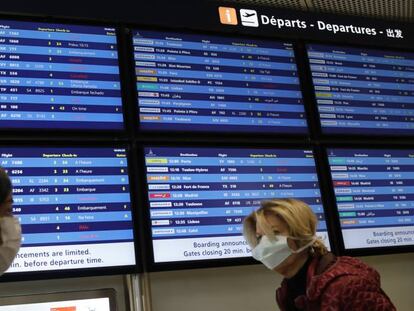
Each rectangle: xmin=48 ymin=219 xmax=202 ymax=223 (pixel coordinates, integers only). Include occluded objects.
xmin=144 ymin=147 xmax=328 ymax=263
xmin=0 ymin=20 xmax=124 ymax=130
xmin=0 ymin=288 xmax=116 ymax=311
xmin=328 ymin=148 xmax=414 ymax=249
xmin=133 ymin=30 xmax=307 ymax=134
xmin=1 ymin=147 xmax=136 ymax=273
xmin=0 ymin=297 xmax=111 ymax=311
xmin=307 ymin=44 xmax=414 ymax=135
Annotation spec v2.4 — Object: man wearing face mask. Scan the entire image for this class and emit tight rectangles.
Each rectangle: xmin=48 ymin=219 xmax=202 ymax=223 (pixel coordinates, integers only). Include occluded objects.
xmin=0 ymin=167 xmax=22 ymax=275
xmin=243 ymin=198 xmax=396 ymax=311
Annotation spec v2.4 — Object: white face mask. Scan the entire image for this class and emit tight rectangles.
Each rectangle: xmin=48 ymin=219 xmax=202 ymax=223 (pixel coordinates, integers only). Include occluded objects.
xmin=0 ymin=216 xmax=22 ymax=275
xmin=251 ymin=235 xmax=316 ymax=270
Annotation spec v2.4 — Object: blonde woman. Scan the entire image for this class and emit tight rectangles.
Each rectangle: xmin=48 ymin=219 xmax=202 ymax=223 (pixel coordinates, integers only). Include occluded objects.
xmin=243 ymin=198 xmax=395 ymax=311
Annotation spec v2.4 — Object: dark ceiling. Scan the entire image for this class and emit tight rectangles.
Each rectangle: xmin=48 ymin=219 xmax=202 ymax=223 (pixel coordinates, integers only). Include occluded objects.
xmin=216 ymin=0 xmax=414 ymax=22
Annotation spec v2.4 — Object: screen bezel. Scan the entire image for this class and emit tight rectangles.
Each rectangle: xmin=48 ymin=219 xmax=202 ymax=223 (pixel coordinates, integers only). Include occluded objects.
xmin=0 ymin=288 xmax=117 ymax=310
xmin=322 ymin=143 xmax=414 ymax=257
xmin=304 ymin=40 xmax=414 ymax=141
xmin=126 ymin=25 xmax=313 ymax=140
xmin=0 ymin=14 xmax=130 ymax=137
xmin=0 ymin=141 xmax=142 ymax=282
xmin=136 ymin=141 xmax=337 ymax=272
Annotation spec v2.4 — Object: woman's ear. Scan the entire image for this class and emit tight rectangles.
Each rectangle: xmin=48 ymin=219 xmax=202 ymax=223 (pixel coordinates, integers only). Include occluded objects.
xmin=286 ymin=237 xmax=299 ymax=251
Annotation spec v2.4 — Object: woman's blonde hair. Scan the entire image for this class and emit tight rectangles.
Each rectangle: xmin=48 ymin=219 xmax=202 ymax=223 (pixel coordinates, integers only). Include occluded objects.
xmin=243 ymin=198 xmax=328 ymax=257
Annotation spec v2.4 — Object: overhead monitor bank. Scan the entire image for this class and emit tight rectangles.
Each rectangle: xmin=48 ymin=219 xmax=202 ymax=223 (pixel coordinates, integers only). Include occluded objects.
xmin=308 ymin=44 xmax=414 ymax=136
xmin=0 ymin=19 xmax=124 ymax=130
xmin=328 ymin=148 xmax=414 ymax=250
xmin=0 ymin=4 xmax=413 ymax=277
xmin=1 ymin=147 xmax=136 ymax=275
xmin=133 ymin=29 xmax=307 ymax=134
xmin=144 ymin=147 xmax=330 ymax=264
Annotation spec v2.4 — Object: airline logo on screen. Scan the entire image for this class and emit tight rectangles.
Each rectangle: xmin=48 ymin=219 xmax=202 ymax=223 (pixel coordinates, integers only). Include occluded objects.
xmin=218 ymin=7 xmax=259 ymax=27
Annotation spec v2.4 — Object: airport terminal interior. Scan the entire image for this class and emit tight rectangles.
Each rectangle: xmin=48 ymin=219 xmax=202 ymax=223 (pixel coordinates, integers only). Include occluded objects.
xmin=0 ymin=0 xmax=413 ymax=310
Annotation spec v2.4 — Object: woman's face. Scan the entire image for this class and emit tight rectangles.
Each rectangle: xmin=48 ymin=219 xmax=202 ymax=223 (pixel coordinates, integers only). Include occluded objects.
xmin=255 ymin=214 xmax=305 ymax=276
xmin=0 ymin=193 xmax=13 ymax=217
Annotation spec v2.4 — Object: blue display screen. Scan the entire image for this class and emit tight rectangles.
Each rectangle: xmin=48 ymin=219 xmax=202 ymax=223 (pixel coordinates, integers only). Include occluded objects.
xmin=144 ymin=147 xmax=328 ymax=263
xmin=133 ymin=30 xmax=307 ymax=134
xmin=328 ymin=148 xmax=414 ymax=249
xmin=0 ymin=20 xmax=124 ymax=130
xmin=307 ymin=44 xmax=414 ymax=135
xmin=2 ymin=147 xmax=136 ymax=273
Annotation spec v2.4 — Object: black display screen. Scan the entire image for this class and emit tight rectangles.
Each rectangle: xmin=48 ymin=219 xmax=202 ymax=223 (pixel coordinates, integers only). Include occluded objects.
xmin=133 ymin=30 xmax=307 ymax=134
xmin=144 ymin=147 xmax=329 ymax=263
xmin=308 ymin=44 xmax=414 ymax=136
xmin=328 ymin=148 xmax=414 ymax=250
xmin=2 ymin=147 xmax=136 ymax=274
xmin=0 ymin=20 xmax=124 ymax=130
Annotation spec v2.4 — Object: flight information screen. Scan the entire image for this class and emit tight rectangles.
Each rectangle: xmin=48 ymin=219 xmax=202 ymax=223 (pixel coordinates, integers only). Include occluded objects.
xmin=1 ymin=147 xmax=136 ymax=273
xmin=307 ymin=44 xmax=414 ymax=135
xmin=0 ymin=297 xmax=111 ymax=311
xmin=0 ymin=20 xmax=124 ymax=130
xmin=328 ymin=148 xmax=414 ymax=250
xmin=133 ymin=30 xmax=307 ymax=134
xmin=144 ymin=147 xmax=328 ymax=263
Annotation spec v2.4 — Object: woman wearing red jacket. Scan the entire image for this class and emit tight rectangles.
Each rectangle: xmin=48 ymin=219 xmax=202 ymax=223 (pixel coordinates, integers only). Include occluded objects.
xmin=243 ymin=198 xmax=396 ymax=311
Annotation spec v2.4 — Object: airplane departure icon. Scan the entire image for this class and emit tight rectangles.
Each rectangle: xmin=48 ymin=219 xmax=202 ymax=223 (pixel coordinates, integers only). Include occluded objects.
xmin=240 ymin=9 xmax=259 ymax=27
xmin=242 ymin=12 xmax=256 ymax=18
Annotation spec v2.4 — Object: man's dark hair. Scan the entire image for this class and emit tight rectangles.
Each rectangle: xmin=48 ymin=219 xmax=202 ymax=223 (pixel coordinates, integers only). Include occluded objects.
xmin=0 ymin=167 xmax=12 ymax=204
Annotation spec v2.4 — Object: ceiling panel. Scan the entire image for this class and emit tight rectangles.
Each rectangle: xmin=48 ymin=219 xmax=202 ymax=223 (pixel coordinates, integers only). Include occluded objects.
xmin=222 ymin=0 xmax=307 ymax=11
xmin=307 ymin=0 xmax=413 ymax=21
